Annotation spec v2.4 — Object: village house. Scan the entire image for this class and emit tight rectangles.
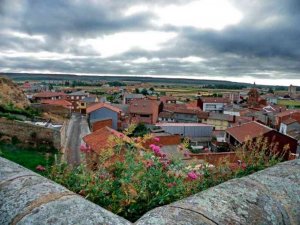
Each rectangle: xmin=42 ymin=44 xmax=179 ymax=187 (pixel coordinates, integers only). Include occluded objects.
xmin=197 ymin=97 xmax=229 ymax=113
xmin=33 ymin=91 xmax=66 ymax=102
xmin=65 ymin=90 xmax=89 ymax=112
xmin=225 ymin=121 xmax=297 ymax=158
xmin=202 ymin=113 xmax=236 ymax=131
xmin=279 ymin=118 xmax=300 ymax=135
xmin=274 ymin=110 xmax=300 ymax=129
xmin=78 ymin=95 xmax=99 ymax=114
xmin=87 ymin=103 xmax=122 ymax=130
xmin=129 ymin=99 xmax=162 ymax=124
xmin=123 ymin=93 xmax=145 ymax=104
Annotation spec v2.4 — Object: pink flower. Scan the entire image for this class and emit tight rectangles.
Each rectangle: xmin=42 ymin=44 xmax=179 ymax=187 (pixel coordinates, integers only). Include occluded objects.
xmin=36 ymin=165 xmax=46 ymax=171
xmin=187 ymin=171 xmax=198 ymax=180
xmin=80 ymin=144 xmax=91 ymax=153
xmin=184 ymin=151 xmax=190 ymax=157
xmin=145 ymin=160 xmax=154 ymax=168
xmin=154 ymin=137 xmax=160 ymax=142
xmin=149 ymin=144 xmax=156 ymax=149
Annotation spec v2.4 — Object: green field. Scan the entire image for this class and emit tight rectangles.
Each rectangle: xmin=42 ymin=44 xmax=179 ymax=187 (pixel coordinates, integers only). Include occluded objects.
xmin=278 ymin=99 xmax=300 ymax=107
xmin=0 ymin=142 xmax=55 ymax=172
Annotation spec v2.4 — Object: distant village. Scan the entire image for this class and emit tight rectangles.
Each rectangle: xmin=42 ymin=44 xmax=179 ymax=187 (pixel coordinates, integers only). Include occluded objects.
xmin=6 ymin=78 xmax=300 ymax=167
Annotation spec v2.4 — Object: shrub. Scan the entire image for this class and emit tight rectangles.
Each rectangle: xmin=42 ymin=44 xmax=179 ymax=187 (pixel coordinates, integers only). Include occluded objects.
xmin=47 ymin=135 xmax=284 ymax=222
xmin=11 ymin=136 xmax=20 ymax=145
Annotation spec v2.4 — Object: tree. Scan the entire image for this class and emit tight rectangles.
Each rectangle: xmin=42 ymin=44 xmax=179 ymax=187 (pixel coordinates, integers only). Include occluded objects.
xmin=268 ymin=88 xmax=274 ymax=94
xmin=141 ymin=88 xmax=148 ymax=95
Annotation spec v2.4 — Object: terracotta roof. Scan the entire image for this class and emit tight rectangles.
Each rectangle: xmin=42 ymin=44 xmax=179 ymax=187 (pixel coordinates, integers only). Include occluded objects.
xmin=83 ymin=127 xmax=130 ymax=155
xmin=160 ymin=96 xmax=177 ymax=103
xmin=34 ymin=91 xmax=66 ymax=98
xmin=282 ymin=118 xmax=298 ymax=125
xmin=129 ymin=99 xmax=160 ymax=114
xmin=276 ymin=110 xmax=299 ymax=118
xmin=163 ymin=104 xmax=208 ymax=118
xmin=86 ymin=102 xmax=122 ymax=114
xmin=226 ymin=121 xmax=272 ymax=143
xmin=186 ymin=101 xmax=198 ymax=109
xmin=200 ymin=97 xmax=229 ymax=103
xmin=156 ymin=122 xmax=212 ymax=127
xmin=41 ymin=99 xmax=72 ymax=108
xmin=208 ymin=113 xmax=235 ymax=122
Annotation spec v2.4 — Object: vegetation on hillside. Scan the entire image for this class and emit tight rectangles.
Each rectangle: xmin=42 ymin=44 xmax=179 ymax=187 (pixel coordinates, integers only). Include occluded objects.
xmin=0 ymin=76 xmax=30 ymax=109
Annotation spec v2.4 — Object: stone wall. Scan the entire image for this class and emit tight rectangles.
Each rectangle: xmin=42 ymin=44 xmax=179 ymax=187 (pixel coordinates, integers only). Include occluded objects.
xmin=0 ymin=118 xmax=61 ymax=149
xmin=1 ymin=156 xmax=300 ymax=225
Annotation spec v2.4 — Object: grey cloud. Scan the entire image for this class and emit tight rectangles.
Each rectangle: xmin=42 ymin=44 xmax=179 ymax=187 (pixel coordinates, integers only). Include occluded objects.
xmin=0 ymin=0 xmax=299 ymax=84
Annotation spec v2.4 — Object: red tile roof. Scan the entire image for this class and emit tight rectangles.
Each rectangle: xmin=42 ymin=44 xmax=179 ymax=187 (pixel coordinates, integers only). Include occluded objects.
xmin=83 ymin=127 xmax=130 ymax=155
xmin=276 ymin=110 xmax=299 ymax=118
xmin=282 ymin=118 xmax=298 ymax=125
xmin=129 ymin=99 xmax=160 ymax=115
xmin=200 ymin=97 xmax=229 ymax=103
xmin=163 ymin=104 xmax=208 ymax=118
xmin=226 ymin=121 xmax=272 ymax=143
xmin=41 ymin=99 xmax=72 ymax=108
xmin=34 ymin=91 xmax=66 ymax=98
xmin=86 ymin=102 xmax=122 ymax=114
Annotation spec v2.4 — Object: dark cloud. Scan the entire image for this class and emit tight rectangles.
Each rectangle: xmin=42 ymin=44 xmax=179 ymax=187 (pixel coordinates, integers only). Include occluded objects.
xmin=0 ymin=0 xmax=299 ymax=84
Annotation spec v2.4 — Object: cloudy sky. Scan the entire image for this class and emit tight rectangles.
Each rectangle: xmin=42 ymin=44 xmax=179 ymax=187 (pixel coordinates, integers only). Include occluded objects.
xmin=0 ymin=0 xmax=299 ymax=85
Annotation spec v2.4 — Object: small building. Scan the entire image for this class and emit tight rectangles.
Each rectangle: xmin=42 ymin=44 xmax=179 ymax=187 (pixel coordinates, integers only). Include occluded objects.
xmin=223 ymin=92 xmax=240 ymax=103
xmin=66 ymin=91 xmax=89 ymax=112
xmin=129 ymin=99 xmax=162 ymax=124
xmin=87 ymin=103 xmax=122 ymax=130
xmin=159 ymin=104 xmax=209 ymax=123
xmin=156 ymin=123 xmax=213 ymax=147
xmin=197 ymin=97 xmax=229 ymax=113
xmin=225 ymin=121 xmax=297 ymax=158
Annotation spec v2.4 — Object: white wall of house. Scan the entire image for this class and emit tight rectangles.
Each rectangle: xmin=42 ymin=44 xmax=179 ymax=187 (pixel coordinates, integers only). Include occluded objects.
xmin=203 ymin=103 xmax=225 ymax=112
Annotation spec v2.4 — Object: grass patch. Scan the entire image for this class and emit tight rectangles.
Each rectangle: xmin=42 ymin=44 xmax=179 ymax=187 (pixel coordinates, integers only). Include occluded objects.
xmin=0 ymin=142 xmax=55 ymax=173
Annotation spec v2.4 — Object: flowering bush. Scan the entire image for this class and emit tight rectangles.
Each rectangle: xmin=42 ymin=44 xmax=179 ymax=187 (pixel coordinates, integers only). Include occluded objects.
xmin=47 ymin=134 xmax=284 ymax=222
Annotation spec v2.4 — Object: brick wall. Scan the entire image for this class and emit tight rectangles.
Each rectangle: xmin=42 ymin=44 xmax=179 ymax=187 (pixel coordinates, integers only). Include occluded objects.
xmin=144 ymin=134 xmax=181 ymax=147
xmin=92 ymin=119 xmax=113 ymax=132
xmin=0 ymin=118 xmax=61 ymax=149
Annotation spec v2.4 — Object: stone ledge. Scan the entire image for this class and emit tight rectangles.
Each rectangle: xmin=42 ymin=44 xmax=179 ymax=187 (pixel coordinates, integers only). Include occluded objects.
xmin=1 ymin=156 xmax=300 ymax=225
xmin=0 ymin=157 xmax=131 ymax=225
